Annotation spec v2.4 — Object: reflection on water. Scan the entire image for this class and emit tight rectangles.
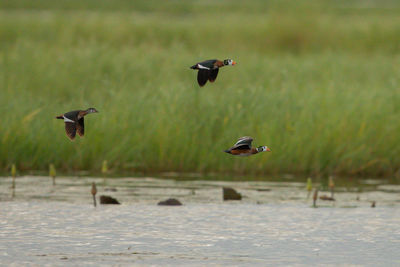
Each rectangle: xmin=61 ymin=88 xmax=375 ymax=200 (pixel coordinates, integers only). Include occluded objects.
xmin=0 ymin=176 xmax=399 ymax=266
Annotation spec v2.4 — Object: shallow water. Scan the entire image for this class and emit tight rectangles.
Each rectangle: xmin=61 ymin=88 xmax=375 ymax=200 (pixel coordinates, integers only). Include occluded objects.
xmin=1 ymin=176 xmax=399 ymax=266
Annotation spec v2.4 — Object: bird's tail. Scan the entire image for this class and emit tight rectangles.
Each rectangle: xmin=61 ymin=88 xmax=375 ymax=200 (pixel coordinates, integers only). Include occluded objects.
xmin=190 ymin=64 xmax=197 ymax=69
xmin=224 ymin=149 xmax=231 ymax=154
xmin=56 ymin=115 xmax=63 ymax=119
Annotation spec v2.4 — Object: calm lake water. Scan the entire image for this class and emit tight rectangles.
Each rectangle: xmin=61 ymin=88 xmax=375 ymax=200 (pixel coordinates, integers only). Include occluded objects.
xmin=1 ymin=176 xmax=399 ymax=266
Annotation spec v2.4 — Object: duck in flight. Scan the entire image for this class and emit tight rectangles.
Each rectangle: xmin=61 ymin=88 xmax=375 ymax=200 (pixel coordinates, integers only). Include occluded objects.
xmin=56 ymin=108 xmax=98 ymax=140
xmin=224 ymin=136 xmax=271 ymax=156
xmin=190 ymin=59 xmax=236 ymax=87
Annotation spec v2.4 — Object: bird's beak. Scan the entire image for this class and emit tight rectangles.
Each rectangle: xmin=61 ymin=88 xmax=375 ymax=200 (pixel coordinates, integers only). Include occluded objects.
xmin=232 ymin=61 xmax=237 ymax=66
xmin=267 ymin=148 xmax=271 ymax=152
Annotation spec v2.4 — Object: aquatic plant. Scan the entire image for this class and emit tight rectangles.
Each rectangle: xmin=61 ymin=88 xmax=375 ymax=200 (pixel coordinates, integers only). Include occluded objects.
xmin=49 ymin=164 xmax=56 ymax=185
xmin=306 ymin=177 xmax=312 ymax=198
xmin=11 ymin=164 xmax=16 ymax=189
xmin=91 ymin=182 xmax=97 ymax=207
xmin=102 ymin=160 xmax=108 ymax=175
xmin=313 ymin=188 xmax=318 ymax=208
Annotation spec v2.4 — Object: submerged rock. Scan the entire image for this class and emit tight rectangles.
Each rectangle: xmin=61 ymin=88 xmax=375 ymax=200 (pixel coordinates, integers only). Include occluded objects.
xmin=319 ymin=195 xmax=335 ymax=201
xmin=105 ymin=187 xmax=117 ymax=192
xmin=157 ymin=198 xmax=182 ymax=206
xmin=256 ymin=188 xmax=271 ymax=192
xmin=223 ymin=187 xmax=242 ymax=201
xmin=100 ymin=195 xmax=120 ymax=205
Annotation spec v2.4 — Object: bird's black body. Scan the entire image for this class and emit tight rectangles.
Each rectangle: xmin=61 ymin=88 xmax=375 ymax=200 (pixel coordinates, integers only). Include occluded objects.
xmin=56 ymin=108 xmax=98 ymax=140
xmin=190 ymin=59 xmax=218 ymax=70
xmin=63 ymin=110 xmax=81 ymax=121
xmin=190 ymin=59 xmax=236 ymax=87
xmin=224 ymin=136 xmax=270 ymax=156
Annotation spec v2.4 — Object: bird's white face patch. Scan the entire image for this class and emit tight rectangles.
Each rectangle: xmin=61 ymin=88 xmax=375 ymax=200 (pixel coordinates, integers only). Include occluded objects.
xmin=197 ymin=64 xmax=210 ymax=70
xmin=63 ymin=116 xmax=75 ymax=123
xmin=224 ymin=59 xmax=233 ymax=66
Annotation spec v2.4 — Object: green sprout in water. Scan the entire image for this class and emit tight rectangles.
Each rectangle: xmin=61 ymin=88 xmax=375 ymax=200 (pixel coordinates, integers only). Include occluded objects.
xmin=11 ymin=164 xmax=16 ymax=178
xmin=306 ymin=177 xmax=312 ymax=198
xmin=91 ymin=182 xmax=97 ymax=207
xmin=49 ymin=164 xmax=56 ymax=185
xmin=102 ymin=160 xmax=108 ymax=185
xmin=102 ymin=160 xmax=108 ymax=175
xmin=11 ymin=164 xmax=17 ymax=189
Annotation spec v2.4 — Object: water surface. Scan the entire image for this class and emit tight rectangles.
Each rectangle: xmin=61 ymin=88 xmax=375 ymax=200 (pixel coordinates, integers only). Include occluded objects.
xmin=1 ymin=176 xmax=399 ymax=266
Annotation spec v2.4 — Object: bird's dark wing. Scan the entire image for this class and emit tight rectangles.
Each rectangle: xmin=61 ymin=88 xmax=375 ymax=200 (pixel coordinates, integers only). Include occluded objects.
xmin=63 ymin=110 xmax=80 ymax=121
xmin=197 ymin=69 xmax=209 ymax=87
xmin=232 ymin=136 xmax=253 ymax=150
xmin=231 ymin=144 xmax=251 ymax=150
xmin=209 ymin=68 xmax=219 ymax=82
xmin=76 ymin=118 xmax=84 ymax=137
xmin=65 ymin=122 xmax=77 ymax=140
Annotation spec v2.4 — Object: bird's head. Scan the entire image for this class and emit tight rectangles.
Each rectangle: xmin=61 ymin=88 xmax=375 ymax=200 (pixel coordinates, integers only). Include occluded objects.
xmin=223 ymin=59 xmax=236 ymax=66
xmin=257 ymin=146 xmax=271 ymax=153
xmin=87 ymin=108 xmax=99 ymax=114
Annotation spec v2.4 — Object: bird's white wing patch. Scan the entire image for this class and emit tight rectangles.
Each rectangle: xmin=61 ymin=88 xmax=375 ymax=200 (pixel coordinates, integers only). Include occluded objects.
xmin=197 ymin=64 xmax=210 ymax=70
xmin=63 ymin=116 xmax=75 ymax=123
xmin=234 ymin=137 xmax=253 ymax=146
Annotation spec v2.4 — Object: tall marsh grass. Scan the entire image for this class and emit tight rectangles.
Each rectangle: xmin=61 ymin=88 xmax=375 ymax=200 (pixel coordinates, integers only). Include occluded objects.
xmin=1 ymin=1 xmax=399 ymax=177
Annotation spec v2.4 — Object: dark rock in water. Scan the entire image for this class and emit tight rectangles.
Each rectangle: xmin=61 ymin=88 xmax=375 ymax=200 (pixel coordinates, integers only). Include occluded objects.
xmin=256 ymin=188 xmax=271 ymax=192
xmin=371 ymin=201 xmax=376 ymax=208
xmin=223 ymin=187 xmax=242 ymax=201
xmin=100 ymin=195 xmax=120 ymax=205
xmin=157 ymin=198 xmax=182 ymax=206
xmin=319 ymin=195 xmax=335 ymax=201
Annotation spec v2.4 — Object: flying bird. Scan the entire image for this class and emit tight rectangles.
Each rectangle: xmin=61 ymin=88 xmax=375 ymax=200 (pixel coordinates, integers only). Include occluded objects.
xmin=224 ymin=136 xmax=271 ymax=156
xmin=190 ymin=59 xmax=236 ymax=87
xmin=56 ymin=108 xmax=98 ymax=140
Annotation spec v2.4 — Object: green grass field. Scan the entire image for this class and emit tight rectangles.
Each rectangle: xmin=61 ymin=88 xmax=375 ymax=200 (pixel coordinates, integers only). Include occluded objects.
xmin=1 ymin=0 xmax=400 ymax=177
